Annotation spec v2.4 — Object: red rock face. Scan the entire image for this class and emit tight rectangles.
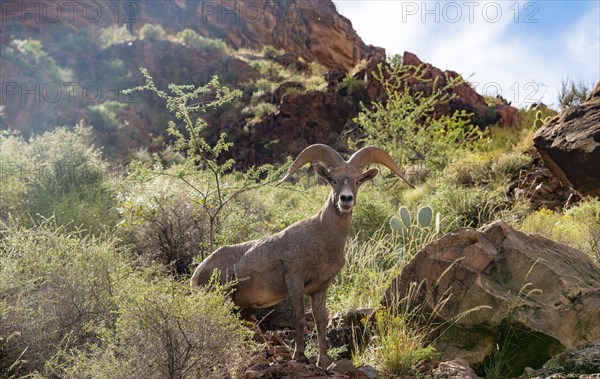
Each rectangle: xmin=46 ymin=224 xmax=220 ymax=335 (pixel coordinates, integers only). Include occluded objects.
xmin=2 ymin=0 xmax=378 ymax=71
xmin=243 ymin=90 xmax=355 ymax=165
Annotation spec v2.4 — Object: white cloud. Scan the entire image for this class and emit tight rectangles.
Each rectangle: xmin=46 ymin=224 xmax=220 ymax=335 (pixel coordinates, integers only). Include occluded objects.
xmin=335 ymin=0 xmax=600 ymax=108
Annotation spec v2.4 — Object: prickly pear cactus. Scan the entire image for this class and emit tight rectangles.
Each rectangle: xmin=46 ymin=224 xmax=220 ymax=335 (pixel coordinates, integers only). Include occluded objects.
xmin=390 ymin=216 xmax=405 ymax=233
xmin=417 ymin=206 xmax=433 ymax=227
xmin=390 ymin=205 xmax=441 ymax=234
xmin=534 ymin=110 xmax=544 ymax=129
xmin=400 ymin=206 xmax=411 ymax=228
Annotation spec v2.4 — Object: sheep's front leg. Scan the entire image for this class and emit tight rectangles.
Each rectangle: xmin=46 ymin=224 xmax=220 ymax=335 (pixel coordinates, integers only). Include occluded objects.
xmin=311 ymin=290 xmax=332 ymax=368
xmin=286 ymin=275 xmax=308 ymax=363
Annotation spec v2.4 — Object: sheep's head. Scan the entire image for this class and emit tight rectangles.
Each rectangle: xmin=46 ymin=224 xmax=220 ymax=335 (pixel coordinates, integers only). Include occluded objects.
xmin=278 ymin=144 xmax=414 ymax=214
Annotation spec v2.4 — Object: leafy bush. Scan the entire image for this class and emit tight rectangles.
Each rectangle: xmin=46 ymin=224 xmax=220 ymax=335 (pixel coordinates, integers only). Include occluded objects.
xmin=139 ymin=24 xmax=166 ymax=41
xmin=249 ymin=59 xmax=293 ymax=82
xmin=354 ymin=64 xmax=486 ymax=171
xmin=117 ymin=175 xmax=210 ymax=274
xmin=242 ymin=101 xmax=278 ymax=124
xmin=124 ymin=69 xmax=277 ymax=254
xmin=0 ymin=218 xmax=257 ymax=377
xmin=87 ymin=101 xmax=126 ymax=132
xmin=65 ymin=275 xmax=256 ymax=379
xmin=339 ymin=75 xmax=367 ymax=106
xmin=446 ymin=151 xmax=532 ymax=188
xmin=351 ymin=194 xmax=395 ymax=239
xmin=176 ymin=28 xmax=229 ymax=55
xmin=0 ymin=126 xmax=118 ymax=234
xmin=99 ymin=24 xmax=135 ymax=48
xmin=0 ymin=219 xmax=130 ymax=375
xmin=516 ymin=198 xmax=600 ymax=263
xmin=262 ymin=45 xmax=282 ymax=59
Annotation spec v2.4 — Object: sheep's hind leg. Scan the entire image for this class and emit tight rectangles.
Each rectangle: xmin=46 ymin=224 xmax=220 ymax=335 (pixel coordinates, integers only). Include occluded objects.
xmin=286 ymin=275 xmax=308 ymax=364
xmin=311 ymin=290 xmax=332 ymax=368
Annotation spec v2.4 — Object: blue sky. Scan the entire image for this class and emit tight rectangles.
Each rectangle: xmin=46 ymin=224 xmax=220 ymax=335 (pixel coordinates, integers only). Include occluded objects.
xmin=335 ymin=0 xmax=600 ymax=108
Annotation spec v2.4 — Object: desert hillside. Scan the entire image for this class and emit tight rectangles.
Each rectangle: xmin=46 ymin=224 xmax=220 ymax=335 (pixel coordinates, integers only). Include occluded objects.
xmin=1 ymin=1 xmax=599 ymax=378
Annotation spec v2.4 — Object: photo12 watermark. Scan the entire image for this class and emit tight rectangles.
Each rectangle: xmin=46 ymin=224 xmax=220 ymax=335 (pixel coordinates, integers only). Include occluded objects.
xmin=199 ymin=1 xmax=338 ymax=25
xmin=1 ymin=1 xmax=140 ymax=25
xmin=471 ymin=80 xmax=545 ymax=105
xmin=399 ymin=1 xmax=539 ymax=23
xmin=1 ymin=81 xmax=139 ymax=105
xmin=0 ymin=161 xmax=105 ymax=187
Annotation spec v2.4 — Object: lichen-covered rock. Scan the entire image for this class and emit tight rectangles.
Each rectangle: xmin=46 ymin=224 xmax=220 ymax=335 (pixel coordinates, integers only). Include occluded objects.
xmin=426 ymin=359 xmax=481 ymax=379
xmin=534 ymin=81 xmax=600 ymax=196
xmin=384 ymin=221 xmax=600 ymax=377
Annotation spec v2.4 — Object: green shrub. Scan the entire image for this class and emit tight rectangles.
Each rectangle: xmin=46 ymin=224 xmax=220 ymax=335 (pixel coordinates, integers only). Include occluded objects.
xmin=516 ymin=198 xmax=600 ymax=263
xmin=242 ymin=101 xmax=278 ymax=124
xmin=0 ymin=217 xmax=257 ymax=377
xmin=1 ymin=38 xmax=74 ymax=134
xmin=176 ymin=28 xmax=229 ymax=55
xmin=427 ymin=183 xmax=504 ymax=232
xmin=99 ymin=24 xmax=135 ymax=48
xmin=0 ymin=219 xmax=130 ymax=375
xmin=488 ymin=152 xmax=533 ymax=181
xmin=261 ymin=45 xmax=281 ymax=59
xmin=64 ymin=275 xmax=256 ymax=379
xmin=0 ymin=126 xmax=118 ymax=234
xmin=339 ymin=75 xmax=367 ymax=106
xmin=139 ymin=24 xmax=166 ymax=41
xmin=370 ymin=309 xmax=436 ymax=375
xmin=351 ymin=194 xmax=395 ymax=239
xmin=445 ymin=151 xmax=532 ymax=187
xmin=87 ymin=101 xmax=126 ymax=132
xmin=117 ymin=175 xmax=210 ymax=274
xmin=249 ymin=59 xmax=292 ymax=81
xmin=0 ymin=132 xmax=29 ymax=219
xmin=354 ymin=64 xmax=486 ymax=172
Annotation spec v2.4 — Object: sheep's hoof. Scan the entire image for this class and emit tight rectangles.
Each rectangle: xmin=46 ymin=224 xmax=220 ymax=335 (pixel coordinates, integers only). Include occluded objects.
xmin=317 ymin=355 xmax=332 ymax=369
xmin=293 ymin=352 xmax=309 ymax=364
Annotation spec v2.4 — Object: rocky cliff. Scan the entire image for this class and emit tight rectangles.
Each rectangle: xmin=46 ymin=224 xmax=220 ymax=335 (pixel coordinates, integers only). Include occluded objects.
xmin=1 ymin=0 xmax=521 ymax=165
xmin=1 ymin=0 xmax=378 ymax=71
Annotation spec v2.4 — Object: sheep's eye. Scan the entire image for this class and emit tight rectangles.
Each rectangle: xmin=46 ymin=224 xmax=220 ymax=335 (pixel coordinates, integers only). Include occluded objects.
xmin=331 ymin=179 xmax=338 ymax=185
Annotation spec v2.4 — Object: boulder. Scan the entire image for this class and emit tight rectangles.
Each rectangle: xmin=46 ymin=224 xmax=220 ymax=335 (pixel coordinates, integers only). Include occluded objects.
xmin=426 ymin=359 xmax=481 ymax=379
xmin=384 ymin=221 xmax=600 ymax=376
xmin=529 ymin=340 xmax=600 ymax=378
xmin=534 ymin=81 xmax=600 ymax=196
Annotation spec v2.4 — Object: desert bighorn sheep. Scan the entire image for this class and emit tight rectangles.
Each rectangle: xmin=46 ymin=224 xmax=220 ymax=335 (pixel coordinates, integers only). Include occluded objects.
xmin=191 ymin=144 xmax=412 ymax=368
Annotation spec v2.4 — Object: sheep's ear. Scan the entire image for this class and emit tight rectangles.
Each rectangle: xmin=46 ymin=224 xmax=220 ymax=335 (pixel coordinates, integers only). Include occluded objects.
xmin=314 ymin=163 xmax=333 ymax=182
xmin=359 ymin=168 xmax=379 ymax=184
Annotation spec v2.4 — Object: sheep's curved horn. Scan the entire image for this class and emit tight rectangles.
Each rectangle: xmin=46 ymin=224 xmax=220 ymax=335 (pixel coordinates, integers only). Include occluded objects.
xmin=348 ymin=146 xmax=415 ymax=188
xmin=278 ymin=144 xmax=345 ymax=185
